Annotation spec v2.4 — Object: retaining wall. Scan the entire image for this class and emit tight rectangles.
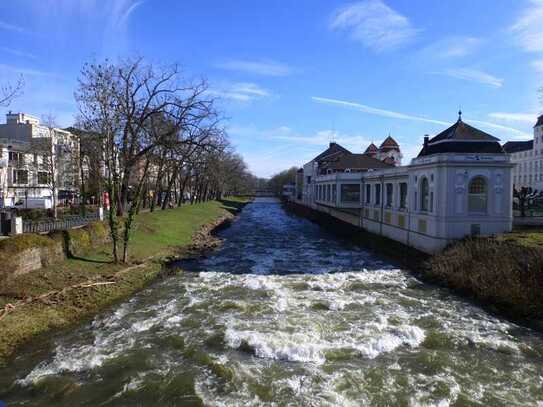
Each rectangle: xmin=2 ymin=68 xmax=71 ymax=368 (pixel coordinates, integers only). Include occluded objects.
xmin=0 ymin=221 xmax=111 ymax=279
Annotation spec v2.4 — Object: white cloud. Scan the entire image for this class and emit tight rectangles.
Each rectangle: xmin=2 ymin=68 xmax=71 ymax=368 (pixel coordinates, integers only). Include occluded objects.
xmin=312 ymin=96 xmax=449 ymax=126
xmin=511 ymin=0 xmax=543 ymax=52
xmin=488 ymin=112 xmax=538 ymax=124
xmin=469 ymin=119 xmax=532 ymax=139
xmin=430 ymin=68 xmax=503 ymax=88
xmin=0 ymin=47 xmax=37 ymax=60
xmin=329 ymin=0 xmax=419 ymax=51
xmin=533 ymin=59 xmax=543 ymax=74
xmin=217 ymin=59 xmax=292 ymax=76
xmin=229 ymin=125 xmax=373 ymax=148
xmin=419 ymin=36 xmax=483 ymax=59
xmin=208 ymin=82 xmax=271 ymax=102
xmin=312 ymin=96 xmax=531 ymax=140
xmin=0 ymin=63 xmax=55 ymax=78
xmin=0 ymin=20 xmax=28 ymax=34
xmin=115 ymin=0 xmax=146 ymax=28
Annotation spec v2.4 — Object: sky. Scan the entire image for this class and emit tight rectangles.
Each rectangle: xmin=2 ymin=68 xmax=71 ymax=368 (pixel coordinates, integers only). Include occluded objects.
xmin=1 ymin=0 xmax=543 ymax=177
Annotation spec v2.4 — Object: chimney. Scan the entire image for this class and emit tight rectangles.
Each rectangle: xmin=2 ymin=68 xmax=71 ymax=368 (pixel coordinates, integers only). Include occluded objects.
xmin=423 ymin=135 xmax=429 ymax=149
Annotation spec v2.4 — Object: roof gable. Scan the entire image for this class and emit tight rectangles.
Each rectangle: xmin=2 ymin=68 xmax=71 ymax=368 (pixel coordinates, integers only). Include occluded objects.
xmin=312 ymin=142 xmax=351 ymax=162
xmin=430 ymin=119 xmax=499 ymax=143
xmin=380 ymin=136 xmax=399 ymax=148
xmin=364 ymin=143 xmax=378 ymax=154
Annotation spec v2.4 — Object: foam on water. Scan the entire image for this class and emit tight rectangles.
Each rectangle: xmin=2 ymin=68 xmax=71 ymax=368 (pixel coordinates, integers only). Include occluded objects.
xmin=4 ymin=199 xmax=543 ymax=406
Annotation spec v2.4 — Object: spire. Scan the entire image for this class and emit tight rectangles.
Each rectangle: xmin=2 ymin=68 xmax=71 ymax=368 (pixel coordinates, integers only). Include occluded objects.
xmin=458 ymin=109 xmax=462 ymax=122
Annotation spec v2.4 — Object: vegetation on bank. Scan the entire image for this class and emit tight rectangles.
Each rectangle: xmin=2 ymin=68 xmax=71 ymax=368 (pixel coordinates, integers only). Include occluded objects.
xmin=0 ymin=198 xmax=250 ymax=365
xmin=427 ymin=231 xmax=543 ymax=320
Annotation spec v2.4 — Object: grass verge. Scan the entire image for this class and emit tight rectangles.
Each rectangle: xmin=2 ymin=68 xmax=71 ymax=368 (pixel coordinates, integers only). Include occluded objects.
xmin=0 ymin=197 xmax=250 ymax=365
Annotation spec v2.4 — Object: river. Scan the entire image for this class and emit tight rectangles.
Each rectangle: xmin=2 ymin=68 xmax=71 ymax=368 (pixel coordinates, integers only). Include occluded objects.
xmin=1 ymin=198 xmax=543 ymax=406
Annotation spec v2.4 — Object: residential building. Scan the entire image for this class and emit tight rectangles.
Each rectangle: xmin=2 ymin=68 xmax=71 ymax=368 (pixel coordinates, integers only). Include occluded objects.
xmin=503 ymin=114 xmax=543 ymax=190
xmin=0 ymin=112 xmax=80 ymax=208
xmin=297 ymin=113 xmax=513 ymax=254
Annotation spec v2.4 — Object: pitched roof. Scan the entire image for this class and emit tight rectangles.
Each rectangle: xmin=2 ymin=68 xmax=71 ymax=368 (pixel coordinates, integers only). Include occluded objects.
xmin=418 ymin=118 xmax=504 ymax=157
xmin=312 ymin=142 xmax=351 ymax=162
xmin=323 ymin=153 xmax=393 ymax=170
xmin=502 ymin=140 xmax=533 ymax=154
xmin=429 ymin=119 xmax=500 ymax=143
xmin=535 ymin=115 xmax=543 ymax=128
xmin=379 ymin=136 xmax=399 ymax=148
xmin=364 ymin=143 xmax=378 ymax=154
xmin=419 ymin=141 xmax=505 ymax=156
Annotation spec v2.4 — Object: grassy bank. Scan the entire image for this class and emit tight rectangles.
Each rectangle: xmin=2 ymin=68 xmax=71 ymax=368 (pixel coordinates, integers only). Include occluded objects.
xmin=0 ymin=198 xmax=250 ymax=365
xmin=427 ymin=231 xmax=543 ymax=321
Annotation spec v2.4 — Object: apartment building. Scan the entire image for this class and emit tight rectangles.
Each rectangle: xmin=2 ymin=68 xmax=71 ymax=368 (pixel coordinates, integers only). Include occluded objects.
xmin=503 ymin=114 xmax=543 ymax=190
xmin=0 ymin=112 xmax=79 ymax=208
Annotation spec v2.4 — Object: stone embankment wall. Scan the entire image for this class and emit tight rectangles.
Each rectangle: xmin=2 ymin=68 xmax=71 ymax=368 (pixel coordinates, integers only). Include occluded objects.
xmin=0 ymin=222 xmax=111 ymax=279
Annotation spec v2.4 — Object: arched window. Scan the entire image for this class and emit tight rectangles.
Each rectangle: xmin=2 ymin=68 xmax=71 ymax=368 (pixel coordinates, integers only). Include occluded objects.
xmin=420 ymin=177 xmax=429 ymax=211
xmin=468 ymin=177 xmax=487 ymax=213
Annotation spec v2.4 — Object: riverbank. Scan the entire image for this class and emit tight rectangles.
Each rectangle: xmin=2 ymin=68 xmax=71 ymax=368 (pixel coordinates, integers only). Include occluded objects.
xmin=285 ymin=201 xmax=543 ymax=324
xmin=0 ymin=198 xmax=250 ymax=365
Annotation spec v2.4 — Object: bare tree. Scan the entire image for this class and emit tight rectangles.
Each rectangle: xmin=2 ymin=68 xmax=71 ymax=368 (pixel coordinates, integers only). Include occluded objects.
xmin=76 ymin=58 xmax=223 ymax=263
xmin=0 ymin=76 xmax=24 ymax=107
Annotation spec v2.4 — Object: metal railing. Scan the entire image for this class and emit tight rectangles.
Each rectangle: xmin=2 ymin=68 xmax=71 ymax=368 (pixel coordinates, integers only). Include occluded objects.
xmin=23 ymin=212 xmax=100 ymax=234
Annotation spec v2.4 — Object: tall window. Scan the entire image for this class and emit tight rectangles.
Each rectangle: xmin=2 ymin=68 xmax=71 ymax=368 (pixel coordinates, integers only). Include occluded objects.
xmin=420 ymin=177 xmax=429 ymax=211
xmin=365 ymin=184 xmax=371 ymax=204
xmin=385 ymin=183 xmax=393 ymax=207
xmin=341 ymin=184 xmax=360 ymax=203
xmin=399 ymin=183 xmax=407 ymax=209
xmin=468 ymin=177 xmax=487 ymax=213
xmin=375 ymin=184 xmax=381 ymax=205
xmin=13 ymin=169 xmax=28 ymax=185
xmin=38 ymin=172 xmax=50 ymax=185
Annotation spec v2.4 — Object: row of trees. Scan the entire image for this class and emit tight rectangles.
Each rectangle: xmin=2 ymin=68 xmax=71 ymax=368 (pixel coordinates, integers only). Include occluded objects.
xmin=267 ymin=167 xmax=298 ymax=196
xmin=1 ymin=63 xmax=257 ymax=263
xmin=74 ymin=58 xmax=256 ymax=263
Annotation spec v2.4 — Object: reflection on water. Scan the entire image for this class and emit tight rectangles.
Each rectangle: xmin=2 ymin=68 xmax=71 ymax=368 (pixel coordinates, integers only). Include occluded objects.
xmin=1 ymin=198 xmax=543 ymax=406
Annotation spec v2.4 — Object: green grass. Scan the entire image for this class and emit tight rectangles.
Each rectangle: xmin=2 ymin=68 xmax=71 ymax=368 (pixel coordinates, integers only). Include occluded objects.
xmin=497 ymin=227 xmax=543 ymax=248
xmin=0 ymin=198 xmax=250 ymax=364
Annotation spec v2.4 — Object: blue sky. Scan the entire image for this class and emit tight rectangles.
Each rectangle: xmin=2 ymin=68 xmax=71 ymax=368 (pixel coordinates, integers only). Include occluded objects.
xmin=1 ymin=0 xmax=542 ymax=177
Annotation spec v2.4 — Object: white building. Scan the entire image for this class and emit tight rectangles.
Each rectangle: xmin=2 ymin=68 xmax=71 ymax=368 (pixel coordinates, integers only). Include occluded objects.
xmin=297 ymin=114 xmax=514 ymax=254
xmin=503 ymin=114 xmax=543 ymax=190
xmin=0 ymin=112 xmax=79 ymax=208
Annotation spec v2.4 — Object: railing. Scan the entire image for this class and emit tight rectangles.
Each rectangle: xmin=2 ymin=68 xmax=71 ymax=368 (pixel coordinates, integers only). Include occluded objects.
xmin=23 ymin=212 xmax=101 ymax=234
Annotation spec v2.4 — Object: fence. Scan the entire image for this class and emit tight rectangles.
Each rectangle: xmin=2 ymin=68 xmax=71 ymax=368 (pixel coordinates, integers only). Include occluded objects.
xmin=23 ymin=212 xmax=101 ymax=234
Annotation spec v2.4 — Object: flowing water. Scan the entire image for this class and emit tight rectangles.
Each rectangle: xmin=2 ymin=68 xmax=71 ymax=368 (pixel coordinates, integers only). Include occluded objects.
xmin=2 ymin=198 xmax=543 ymax=406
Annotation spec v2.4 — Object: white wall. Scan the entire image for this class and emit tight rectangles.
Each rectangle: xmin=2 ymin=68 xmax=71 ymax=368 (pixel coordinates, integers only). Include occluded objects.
xmin=305 ymin=152 xmax=514 ymax=254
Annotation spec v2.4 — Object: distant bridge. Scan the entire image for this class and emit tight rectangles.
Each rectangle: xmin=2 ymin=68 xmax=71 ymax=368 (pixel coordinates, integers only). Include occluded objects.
xmin=254 ymin=189 xmax=276 ymax=197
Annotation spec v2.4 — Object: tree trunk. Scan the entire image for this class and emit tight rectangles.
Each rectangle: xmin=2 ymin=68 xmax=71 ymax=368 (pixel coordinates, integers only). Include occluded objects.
xmin=122 ymin=160 xmax=149 ymax=263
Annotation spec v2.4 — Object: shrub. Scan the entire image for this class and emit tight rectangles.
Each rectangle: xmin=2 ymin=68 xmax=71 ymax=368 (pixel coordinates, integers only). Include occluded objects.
xmin=427 ymin=237 xmax=543 ymax=318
